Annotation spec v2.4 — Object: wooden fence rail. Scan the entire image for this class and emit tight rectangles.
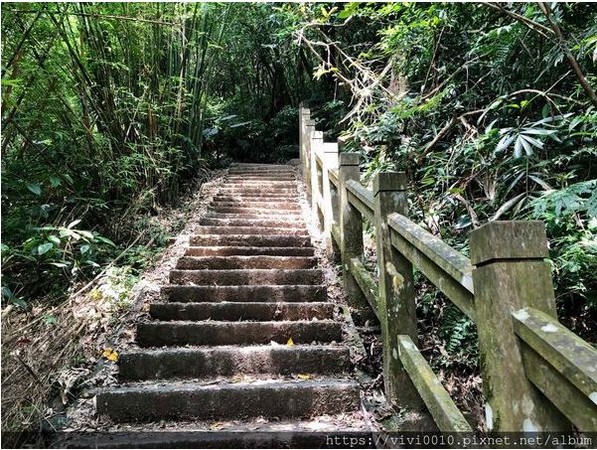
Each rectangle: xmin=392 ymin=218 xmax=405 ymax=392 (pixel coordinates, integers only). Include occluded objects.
xmin=299 ymin=106 xmax=597 ymax=433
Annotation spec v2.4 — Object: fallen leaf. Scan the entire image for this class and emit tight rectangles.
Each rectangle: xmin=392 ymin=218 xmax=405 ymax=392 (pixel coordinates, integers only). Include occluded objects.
xmin=101 ymin=348 xmax=119 ymax=362
xmin=287 ymin=337 xmax=294 ymax=346
xmin=231 ymin=374 xmax=245 ymax=383
xmin=297 ymin=373 xmax=311 ymax=380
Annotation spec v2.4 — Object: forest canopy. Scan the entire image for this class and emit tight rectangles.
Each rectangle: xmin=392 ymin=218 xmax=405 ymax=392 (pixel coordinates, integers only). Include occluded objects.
xmin=1 ymin=2 xmax=596 ymax=342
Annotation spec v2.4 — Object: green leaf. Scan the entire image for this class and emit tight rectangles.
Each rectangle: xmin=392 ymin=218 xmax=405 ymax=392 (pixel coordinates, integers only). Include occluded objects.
xmin=95 ymin=236 xmax=117 ymax=247
xmin=67 ymin=219 xmax=82 ymax=229
xmin=80 ymin=244 xmax=90 ymax=254
xmin=495 ymin=133 xmax=515 ymax=153
xmin=518 ymin=135 xmax=534 ymax=156
xmin=43 ymin=314 xmax=58 ymax=325
xmin=521 ymin=134 xmax=544 ymax=150
xmin=27 ymin=184 xmax=42 ymax=196
xmin=1 ymin=78 xmax=23 ymax=86
xmin=59 ymin=229 xmax=75 ymax=238
xmin=37 ymin=243 xmax=54 ymax=255
xmin=514 ymin=136 xmax=523 ymax=158
xmin=49 ymin=176 xmax=62 ymax=187
xmin=77 ymin=230 xmax=94 ymax=241
xmin=49 ymin=262 xmax=69 ymax=268
xmin=48 ymin=235 xmax=61 ymax=245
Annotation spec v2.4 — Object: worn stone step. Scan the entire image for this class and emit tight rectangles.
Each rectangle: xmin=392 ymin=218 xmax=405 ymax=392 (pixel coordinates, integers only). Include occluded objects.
xmin=161 ymin=285 xmax=327 ymax=303
xmin=185 ymin=246 xmax=315 ymax=257
xmin=149 ymin=301 xmax=334 ymax=321
xmin=230 ymin=165 xmax=294 ymax=171
xmin=170 ymin=268 xmax=323 ymax=285
xmin=119 ymin=345 xmax=350 ymax=381
xmin=217 ymin=188 xmax=297 ymax=194
xmin=210 ymin=201 xmax=301 ymax=209
xmin=227 ymin=171 xmax=295 ymax=176
xmin=199 ymin=217 xmax=306 ymax=228
xmin=213 ymin=196 xmax=299 ymax=203
xmin=215 ymin=192 xmax=298 ymax=198
xmin=194 ymin=226 xmax=308 ymax=236
xmin=176 ymin=255 xmax=317 ymax=270
xmin=210 ymin=206 xmax=302 ymax=214
xmin=230 ymin=163 xmax=293 ymax=168
xmin=61 ymin=418 xmax=368 ymax=448
xmin=226 ymin=177 xmax=296 ymax=184
xmin=97 ymin=379 xmax=359 ymax=422
xmin=204 ymin=214 xmax=304 ymax=223
xmin=206 ymin=211 xmax=303 ymax=219
xmin=214 ymin=194 xmax=298 ymax=201
xmin=216 ymin=190 xmax=298 ymax=196
xmin=190 ymin=234 xmax=310 ymax=247
xmin=224 ymin=175 xmax=297 ymax=183
xmin=137 ymin=320 xmax=342 ymax=347
xmin=225 ymin=175 xmax=297 ymax=187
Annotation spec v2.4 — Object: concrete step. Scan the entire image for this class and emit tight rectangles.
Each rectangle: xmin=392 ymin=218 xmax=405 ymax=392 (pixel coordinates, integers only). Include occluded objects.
xmin=149 ymin=301 xmax=334 ymax=321
xmin=217 ymin=188 xmax=297 ymax=195
xmin=161 ymin=285 xmax=327 ymax=303
xmin=215 ymin=191 xmax=298 ymax=196
xmin=204 ymin=213 xmax=303 ymax=221
xmin=189 ymin=234 xmax=310 ymax=247
xmin=214 ymin=192 xmax=298 ymax=197
xmin=176 ymin=255 xmax=317 ymax=270
xmin=210 ymin=201 xmax=301 ymax=209
xmin=213 ymin=195 xmax=299 ymax=202
xmin=229 ymin=165 xmax=294 ymax=171
xmin=199 ymin=217 xmax=306 ymax=228
xmin=225 ymin=182 xmax=297 ymax=190
xmin=169 ymin=268 xmax=323 ymax=285
xmin=96 ymin=379 xmax=359 ymax=422
xmin=194 ymin=226 xmax=308 ymax=236
xmin=226 ymin=175 xmax=296 ymax=180
xmin=209 ymin=206 xmax=302 ymax=214
xmin=119 ymin=345 xmax=350 ymax=381
xmin=61 ymin=422 xmax=368 ymax=448
xmin=224 ymin=178 xmax=295 ymax=181
xmin=137 ymin=320 xmax=342 ymax=346
xmin=230 ymin=164 xmax=294 ymax=169
xmin=185 ymin=246 xmax=315 ymax=257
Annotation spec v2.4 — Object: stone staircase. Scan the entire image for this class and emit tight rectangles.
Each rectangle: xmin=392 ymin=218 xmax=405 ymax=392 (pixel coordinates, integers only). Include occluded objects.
xmin=95 ymin=163 xmax=361 ymax=426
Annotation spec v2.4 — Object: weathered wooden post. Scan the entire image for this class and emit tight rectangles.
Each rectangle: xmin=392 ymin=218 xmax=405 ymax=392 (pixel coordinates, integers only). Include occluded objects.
xmin=310 ymin=130 xmax=324 ymax=230
xmin=338 ymin=153 xmax=370 ymax=322
xmin=373 ymin=172 xmax=422 ymax=410
xmin=470 ymin=221 xmax=570 ymax=431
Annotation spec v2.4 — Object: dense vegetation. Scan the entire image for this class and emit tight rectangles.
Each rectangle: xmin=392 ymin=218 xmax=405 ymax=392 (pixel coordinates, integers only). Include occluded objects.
xmin=1 ymin=1 xmax=596 ymax=430
xmin=289 ymin=2 xmax=597 ymax=345
xmin=1 ymin=3 xmax=326 ymax=307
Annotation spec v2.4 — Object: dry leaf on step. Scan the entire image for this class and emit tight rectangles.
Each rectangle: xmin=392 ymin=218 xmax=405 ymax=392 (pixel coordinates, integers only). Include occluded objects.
xmin=101 ymin=348 xmax=119 ymax=362
xmin=286 ymin=337 xmax=294 ymax=346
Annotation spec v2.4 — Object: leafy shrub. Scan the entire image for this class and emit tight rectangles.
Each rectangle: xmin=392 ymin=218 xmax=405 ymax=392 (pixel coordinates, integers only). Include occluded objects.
xmin=1 ymin=220 xmax=117 ymax=307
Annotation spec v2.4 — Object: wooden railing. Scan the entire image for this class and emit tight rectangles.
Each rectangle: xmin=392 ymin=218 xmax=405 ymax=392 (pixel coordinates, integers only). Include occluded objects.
xmin=299 ymin=106 xmax=597 ymax=433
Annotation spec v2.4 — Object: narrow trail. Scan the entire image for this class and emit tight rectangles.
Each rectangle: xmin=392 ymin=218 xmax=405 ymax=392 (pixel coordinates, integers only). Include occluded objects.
xmin=83 ymin=163 xmax=372 ymax=446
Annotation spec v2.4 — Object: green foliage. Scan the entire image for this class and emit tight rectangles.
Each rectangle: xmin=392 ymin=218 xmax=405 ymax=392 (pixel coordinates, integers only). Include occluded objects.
xmin=1 ymin=3 xmax=328 ymax=306
xmin=296 ymin=1 xmax=596 ymax=340
xmin=530 ymin=180 xmax=597 ymax=329
xmin=1 ymin=219 xmax=118 ymax=304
